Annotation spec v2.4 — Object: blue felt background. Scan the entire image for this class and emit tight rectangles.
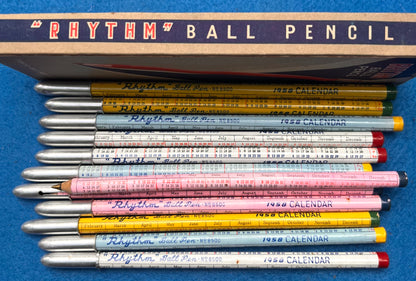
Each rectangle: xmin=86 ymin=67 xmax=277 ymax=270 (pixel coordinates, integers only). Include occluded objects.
xmin=0 ymin=1 xmax=415 ymax=280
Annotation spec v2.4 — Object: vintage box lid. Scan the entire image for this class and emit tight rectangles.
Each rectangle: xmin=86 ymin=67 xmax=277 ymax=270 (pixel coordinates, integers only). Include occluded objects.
xmin=1 ymin=12 xmax=416 ymax=82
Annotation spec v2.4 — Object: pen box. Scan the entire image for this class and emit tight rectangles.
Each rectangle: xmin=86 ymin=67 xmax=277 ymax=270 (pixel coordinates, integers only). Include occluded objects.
xmin=1 ymin=12 xmax=416 ymax=83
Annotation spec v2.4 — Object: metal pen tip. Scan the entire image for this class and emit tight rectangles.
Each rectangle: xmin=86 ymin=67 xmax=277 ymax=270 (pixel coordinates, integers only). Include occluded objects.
xmin=21 ymin=166 xmax=79 ymax=182
xmin=35 ymin=201 xmax=92 ymax=217
xmin=39 ymin=114 xmax=97 ymax=130
xmin=45 ymin=97 xmax=103 ymax=113
xmin=41 ymin=252 xmax=98 ymax=267
xmin=35 ymin=148 xmax=93 ymax=164
xmin=21 ymin=218 xmax=79 ymax=235
xmin=13 ymin=183 xmax=67 ymax=199
xmin=38 ymin=131 xmax=95 ymax=147
xmin=39 ymin=235 xmax=95 ymax=252
xmin=34 ymin=81 xmax=91 ymax=96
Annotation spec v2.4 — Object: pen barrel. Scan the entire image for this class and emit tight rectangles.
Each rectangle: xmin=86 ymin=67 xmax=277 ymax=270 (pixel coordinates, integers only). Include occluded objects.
xmin=45 ymin=97 xmax=391 ymax=116
xmin=34 ymin=196 xmax=388 ymax=217
xmin=97 ymin=251 xmax=385 ymax=268
xmin=39 ymin=114 xmax=403 ymax=131
xmin=75 ymin=212 xmax=380 ymax=234
xmin=21 ymin=163 xmax=371 ymax=183
xmin=41 ymin=251 xmax=388 ymax=268
xmin=38 ymin=228 xmax=386 ymax=252
xmin=37 ymin=130 xmax=383 ymax=148
xmin=36 ymin=81 xmax=397 ymax=100
xmin=89 ymin=83 xmax=396 ymax=100
xmin=90 ymin=196 xmax=387 ymax=215
xmin=101 ymin=98 xmax=391 ymax=116
xmin=35 ymin=147 xmax=386 ymax=165
xmin=97 ymin=115 xmax=402 ymax=131
xmin=67 ymin=171 xmax=402 ymax=195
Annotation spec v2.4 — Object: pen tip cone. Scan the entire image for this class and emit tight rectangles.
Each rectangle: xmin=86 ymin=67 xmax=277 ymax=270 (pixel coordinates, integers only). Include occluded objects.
xmin=52 ymin=183 xmax=62 ymax=190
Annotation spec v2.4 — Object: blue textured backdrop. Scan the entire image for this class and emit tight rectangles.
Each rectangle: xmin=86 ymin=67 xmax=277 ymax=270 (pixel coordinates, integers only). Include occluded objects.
xmin=0 ymin=1 xmax=415 ymax=280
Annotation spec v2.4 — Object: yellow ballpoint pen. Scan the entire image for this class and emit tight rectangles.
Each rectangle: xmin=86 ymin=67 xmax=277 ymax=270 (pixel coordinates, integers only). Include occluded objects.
xmin=45 ymin=97 xmax=393 ymax=116
xmin=35 ymin=81 xmax=397 ymax=100
xmin=22 ymin=212 xmax=380 ymax=235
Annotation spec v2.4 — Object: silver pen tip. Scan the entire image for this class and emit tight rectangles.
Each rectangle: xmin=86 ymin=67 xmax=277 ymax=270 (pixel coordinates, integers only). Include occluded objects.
xmin=21 ymin=218 xmax=79 ymax=235
xmin=39 ymin=114 xmax=97 ymax=130
xmin=34 ymin=81 xmax=91 ymax=96
xmin=21 ymin=165 xmax=79 ymax=182
xmin=35 ymin=201 xmax=92 ymax=217
xmin=45 ymin=97 xmax=103 ymax=113
xmin=35 ymin=148 xmax=93 ymax=164
xmin=37 ymin=131 xmax=95 ymax=147
xmin=41 ymin=252 xmax=98 ymax=267
xmin=13 ymin=183 xmax=67 ymax=199
xmin=39 ymin=235 xmax=95 ymax=251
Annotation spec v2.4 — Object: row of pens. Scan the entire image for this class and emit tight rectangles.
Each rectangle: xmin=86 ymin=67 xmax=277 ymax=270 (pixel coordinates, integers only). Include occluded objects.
xmin=14 ymin=81 xmax=407 ymax=269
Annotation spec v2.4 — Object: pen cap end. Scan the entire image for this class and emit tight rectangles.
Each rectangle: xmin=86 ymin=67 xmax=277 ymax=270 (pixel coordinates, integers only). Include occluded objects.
xmin=374 ymin=227 xmax=387 ymax=243
xmin=392 ymin=116 xmax=404 ymax=132
xmin=381 ymin=198 xmax=391 ymax=211
xmin=362 ymin=164 xmax=373 ymax=172
xmin=371 ymin=132 xmax=384 ymax=147
xmin=381 ymin=101 xmax=393 ymax=116
xmin=376 ymin=148 xmax=387 ymax=163
xmin=376 ymin=252 xmax=389 ymax=268
xmin=369 ymin=212 xmax=380 ymax=227
xmin=386 ymin=85 xmax=397 ymax=100
xmin=398 ymin=171 xmax=408 ymax=187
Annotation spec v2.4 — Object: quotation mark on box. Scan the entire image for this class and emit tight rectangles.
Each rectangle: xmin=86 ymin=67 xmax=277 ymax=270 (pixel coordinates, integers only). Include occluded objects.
xmin=163 ymin=22 xmax=173 ymax=32
xmin=31 ymin=20 xmax=42 ymax=28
